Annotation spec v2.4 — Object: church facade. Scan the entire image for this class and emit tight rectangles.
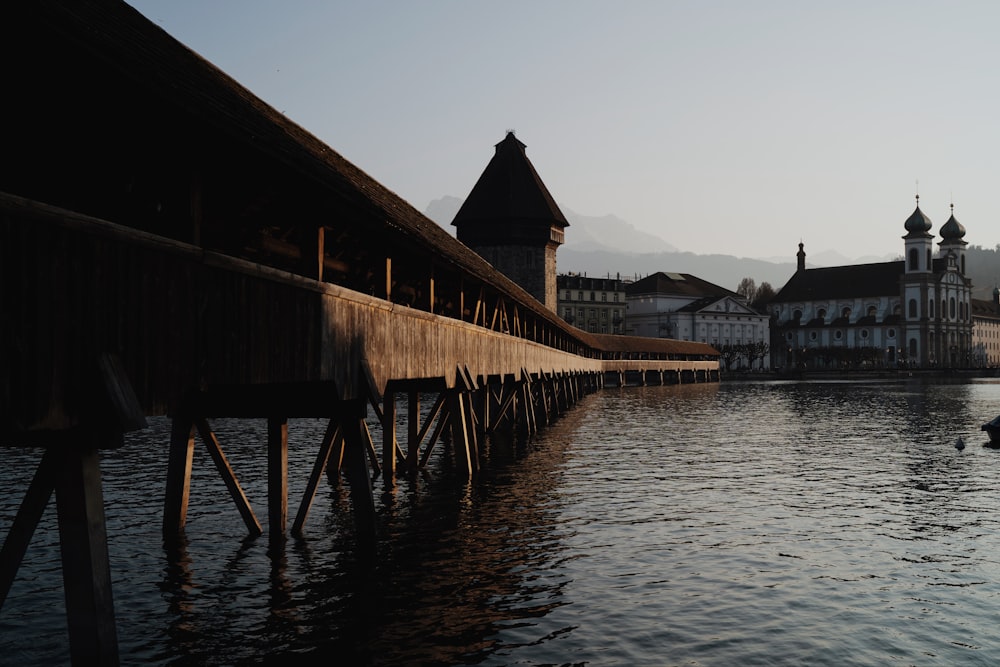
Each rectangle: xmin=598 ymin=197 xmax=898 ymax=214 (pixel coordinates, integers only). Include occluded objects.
xmin=769 ymin=199 xmax=973 ymax=369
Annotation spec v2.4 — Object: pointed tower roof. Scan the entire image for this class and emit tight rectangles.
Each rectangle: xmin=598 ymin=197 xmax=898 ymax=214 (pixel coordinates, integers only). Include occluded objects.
xmin=903 ymin=194 xmax=933 ymax=237
xmin=452 ymin=131 xmax=568 ymax=235
xmin=940 ymin=203 xmax=967 ymax=242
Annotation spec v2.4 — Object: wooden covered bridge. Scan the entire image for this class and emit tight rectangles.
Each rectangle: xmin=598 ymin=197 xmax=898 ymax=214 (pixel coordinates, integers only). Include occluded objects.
xmin=0 ymin=2 xmax=718 ymax=663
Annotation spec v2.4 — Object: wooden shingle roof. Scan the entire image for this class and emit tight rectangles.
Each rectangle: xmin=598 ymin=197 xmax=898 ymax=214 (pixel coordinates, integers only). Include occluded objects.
xmin=452 ymin=132 xmax=569 ymax=230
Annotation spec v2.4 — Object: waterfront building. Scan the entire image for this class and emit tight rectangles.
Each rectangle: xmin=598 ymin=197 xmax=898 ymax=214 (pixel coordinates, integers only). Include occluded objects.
xmin=625 ymin=272 xmax=771 ymax=370
xmin=971 ymin=288 xmax=1000 ymax=367
xmin=769 ymin=199 xmax=973 ymax=369
xmin=557 ymin=273 xmax=629 ymax=334
xmin=452 ymin=131 xmax=568 ymax=311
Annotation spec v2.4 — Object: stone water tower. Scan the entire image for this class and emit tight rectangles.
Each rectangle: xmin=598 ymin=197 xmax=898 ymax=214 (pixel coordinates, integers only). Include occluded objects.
xmin=452 ymin=131 xmax=568 ymax=311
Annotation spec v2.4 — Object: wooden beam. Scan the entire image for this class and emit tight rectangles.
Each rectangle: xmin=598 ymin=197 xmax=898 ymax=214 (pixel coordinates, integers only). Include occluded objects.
xmin=0 ymin=448 xmax=57 ymax=611
xmin=407 ymin=390 xmax=420 ymax=473
xmin=162 ymin=416 xmax=195 ymax=538
xmin=382 ymin=389 xmax=396 ymax=488
xmin=384 ymin=256 xmax=392 ymax=301
xmin=339 ymin=400 xmax=378 ymax=548
xmin=292 ymin=418 xmax=341 ymax=536
xmin=267 ymin=417 xmax=288 ymax=538
xmin=419 ymin=407 xmax=450 ymax=469
xmin=428 ymin=264 xmax=435 ymax=314
xmin=194 ymin=418 xmax=262 ymax=537
xmin=53 ymin=447 xmax=119 ymax=667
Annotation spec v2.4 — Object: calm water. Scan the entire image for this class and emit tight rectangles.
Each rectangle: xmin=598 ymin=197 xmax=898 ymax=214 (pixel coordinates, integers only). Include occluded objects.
xmin=4 ymin=379 xmax=1000 ymax=665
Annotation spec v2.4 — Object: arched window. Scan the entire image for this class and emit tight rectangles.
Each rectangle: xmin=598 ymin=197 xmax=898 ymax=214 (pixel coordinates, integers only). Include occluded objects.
xmin=942 ymin=299 xmax=947 ymax=320
xmin=926 ymin=249 xmax=932 ymax=267
xmin=908 ymin=299 xmax=917 ymax=318
xmin=950 ymin=297 xmax=956 ymax=319
xmin=909 ymin=338 xmax=918 ymax=357
xmin=867 ymin=305 xmax=877 ymax=317
xmin=842 ymin=307 xmax=852 ymax=319
xmin=909 ymin=248 xmax=919 ymax=271
xmin=929 ymin=299 xmax=934 ymax=318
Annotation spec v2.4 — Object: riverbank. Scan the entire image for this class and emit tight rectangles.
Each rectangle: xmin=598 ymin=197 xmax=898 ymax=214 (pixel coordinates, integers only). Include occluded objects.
xmin=723 ymin=367 xmax=1000 ymax=382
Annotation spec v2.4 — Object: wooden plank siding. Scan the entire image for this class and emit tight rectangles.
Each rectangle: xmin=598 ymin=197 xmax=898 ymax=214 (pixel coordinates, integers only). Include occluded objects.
xmin=1 ymin=193 xmax=716 ymax=439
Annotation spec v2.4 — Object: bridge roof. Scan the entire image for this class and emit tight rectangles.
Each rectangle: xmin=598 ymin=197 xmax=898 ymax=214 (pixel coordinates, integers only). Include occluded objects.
xmin=589 ymin=334 xmax=719 ymax=357
xmin=12 ymin=1 xmax=577 ymax=337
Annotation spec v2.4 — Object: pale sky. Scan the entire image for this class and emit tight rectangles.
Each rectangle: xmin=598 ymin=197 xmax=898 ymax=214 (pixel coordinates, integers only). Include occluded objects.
xmin=128 ymin=1 xmax=1000 ymax=260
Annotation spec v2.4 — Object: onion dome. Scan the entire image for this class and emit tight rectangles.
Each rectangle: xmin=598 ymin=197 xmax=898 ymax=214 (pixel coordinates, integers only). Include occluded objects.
xmin=904 ymin=195 xmax=933 ymax=235
xmin=940 ymin=204 xmax=966 ymax=241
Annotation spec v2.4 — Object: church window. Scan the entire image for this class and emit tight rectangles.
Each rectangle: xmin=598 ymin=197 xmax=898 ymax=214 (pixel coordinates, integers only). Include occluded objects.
xmin=835 ymin=331 xmax=843 ymax=340
xmin=793 ymin=309 xmax=802 ymax=321
xmin=908 ymin=299 xmax=917 ymax=318
xmin=929 ymin=300 xmax=934 ymax=317
xmin=860 ymin=329 xmax=869 ymax=339
xmin=867 ymin=306 xmax=877 ymax=317
xmin=950 ymin=297 xmax=956 ymax=319
xmin=909 ymin=248 xmax=919 ymax=271
xmin=842 ymin=307 xmax=852 ymax=319
xmin=909 ymin=338 xmax=917 ymax=357
xmin=942 ymin=300 xmax=947 ymax=319
xmin=817 ymin=308 xmax=827 ymax=320
xmin=810 ymin=332 xmax=817 ymax=341
xmin=926 ymin=249 xmax=931 ymax=267
xmin=888 ymin=329 xmax=895 ymax=339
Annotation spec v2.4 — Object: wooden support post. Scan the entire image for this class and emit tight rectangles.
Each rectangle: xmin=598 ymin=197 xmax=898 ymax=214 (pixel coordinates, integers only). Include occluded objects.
xmin=407 ymin=391 xmax=420 ymax=473
xmin=384 ymin=256 xmax=392 ymax=301
xmin=292 ymin=419 xmax=341 ymax=536
xmin=418 ymin=405 xmax=450 ymax=469
xmin=194 ymin=418 xmax=262 ymax=537
xmin=428 ymin=265 xmax=435 ymax=313
xmin=339 ymin=400 xmax=378 ymax=546
xmin=524 ymin=383 xmax=538 ymax=435
xmin=462 ymin=390 xmax=480 ymax=472
xmin=382 ymin=388 xmax=397 ymax=488
xmin=0 ymin=448 xmax=58 ymax=610
xmin=447 ymin=391 xmax=473 ymax=478
xmin=267 ymin=417 xmax=288 ymax=539
xmin=162 ymin=416 xmax=195 ymax=539
xmin=54 ymin=447 xmax=119 ymax=667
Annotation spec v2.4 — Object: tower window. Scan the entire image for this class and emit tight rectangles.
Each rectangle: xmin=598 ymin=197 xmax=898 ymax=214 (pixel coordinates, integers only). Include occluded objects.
xmin=908 ymin=299 xmax=917 ymax=318
xmin=909 ymin=248 xmax=919 ymax=271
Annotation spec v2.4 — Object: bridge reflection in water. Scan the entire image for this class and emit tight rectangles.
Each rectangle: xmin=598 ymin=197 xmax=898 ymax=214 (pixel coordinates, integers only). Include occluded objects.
xmin=0 ymin=3 xmax=719 ymax=663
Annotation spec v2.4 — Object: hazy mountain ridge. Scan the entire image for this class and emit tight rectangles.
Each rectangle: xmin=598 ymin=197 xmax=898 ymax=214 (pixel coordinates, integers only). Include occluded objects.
xmin=424 ymin=196 xmax=1000 ymax=298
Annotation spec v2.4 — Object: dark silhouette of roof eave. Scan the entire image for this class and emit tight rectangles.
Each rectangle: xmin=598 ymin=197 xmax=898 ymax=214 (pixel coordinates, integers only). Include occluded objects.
xmin=452 ymin=132 xmax=569 ymax=229
xmin=21 ymin=1 xmax=583 ymax=339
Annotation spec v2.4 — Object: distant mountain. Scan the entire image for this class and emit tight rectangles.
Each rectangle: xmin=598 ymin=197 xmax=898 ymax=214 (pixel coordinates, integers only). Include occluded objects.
xmin=559 ymin=208 xmax=677 ymax=254
xmin=423 ymin=197 xmax=1000 ymax=297
xmin=424 ymin=197 xmax=676 ymax=254
xmin=425 ymin=196 xmax=462 ymax=236
xmin=558 ymin=247 xmax=796 ymax=294
xmin=759 ymin=249 xmax=899 ymax=266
